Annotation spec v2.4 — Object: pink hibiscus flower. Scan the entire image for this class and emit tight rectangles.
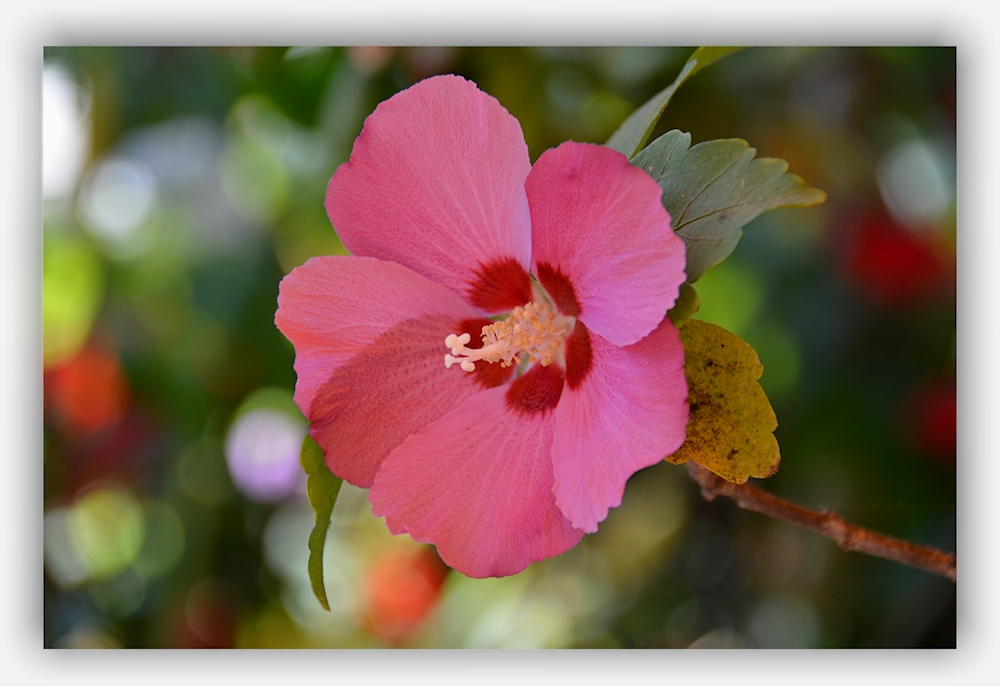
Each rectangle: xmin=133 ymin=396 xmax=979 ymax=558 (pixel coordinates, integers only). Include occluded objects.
xmin=275 ymin=75 xmax=689 ymax=578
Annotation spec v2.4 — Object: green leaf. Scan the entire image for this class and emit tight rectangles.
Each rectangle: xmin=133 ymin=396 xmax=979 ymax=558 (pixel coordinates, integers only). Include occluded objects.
xmin=633 ymin=130 xmax=827 ymax=283
xmin=666 ymin=320 xmax=780 ymax=483
xmin=300 ymin=434 xmax=342 ymax=611
xmin=667 ymin=282 xmax=700 ymax=328
xmin=605 ymin=47 xmax=744 ymax=158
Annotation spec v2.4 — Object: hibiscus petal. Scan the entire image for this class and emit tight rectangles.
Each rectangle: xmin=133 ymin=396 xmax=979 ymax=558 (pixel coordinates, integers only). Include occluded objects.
xmin=326 ymin=75 xmax=534 ymax=313
xmin=527 ymin=141 xmax=686 ymax=346
xmin=308 ymin=314 xmax=515 ymax=488
xmin=370 ymin=364 xmax=584 ymax=578
xmin=550 ymin=318 xmax=688 ymax=533
xmin=276 ymin=255 xmax=481 ymax=408
xmin=275 ymin=256 xmax=509 ymax=486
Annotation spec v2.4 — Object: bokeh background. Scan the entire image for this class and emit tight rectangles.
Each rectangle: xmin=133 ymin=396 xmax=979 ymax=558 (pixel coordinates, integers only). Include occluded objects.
xmin=42 ymin=46 xmax=955 ymax=648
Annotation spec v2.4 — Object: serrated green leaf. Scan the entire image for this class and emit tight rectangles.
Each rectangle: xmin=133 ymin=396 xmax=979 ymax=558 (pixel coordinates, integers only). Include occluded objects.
xmin=666 ymin=320 xmax=780 ymax=483
xmin=605 ymin=47 xmax=744 ymax=158
xmin=300 ymin=434 xmax=342 ymax=611
xmin=667 ymin=282 xmax=700 ymax=328
xmin=633 ymin=130 xmax=827 ymax=283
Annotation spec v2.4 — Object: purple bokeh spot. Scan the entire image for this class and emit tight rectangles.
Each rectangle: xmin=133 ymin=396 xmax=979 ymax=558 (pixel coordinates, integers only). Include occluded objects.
xmin=225 ymin=408 xmax=306 ymax=503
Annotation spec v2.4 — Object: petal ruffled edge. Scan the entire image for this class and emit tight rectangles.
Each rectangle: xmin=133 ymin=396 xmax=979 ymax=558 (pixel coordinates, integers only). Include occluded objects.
xmin=550 ymin=318 xmax=688 ymax=532
xmin=369 ymin=364 xmax=584 ymax=578
xmin=326 ymin=75 xmax=534 ymax=314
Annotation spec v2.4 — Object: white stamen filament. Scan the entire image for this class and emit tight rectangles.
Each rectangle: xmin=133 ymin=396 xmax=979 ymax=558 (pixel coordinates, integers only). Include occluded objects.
xmin=444 ymin=301 xmax=570 ymax=373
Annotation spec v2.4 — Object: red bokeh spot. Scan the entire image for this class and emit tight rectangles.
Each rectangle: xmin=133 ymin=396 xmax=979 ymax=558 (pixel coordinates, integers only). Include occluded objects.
xmin=903 ymin=378 xmax=956 ymax=464
xmin=365 ymin=547 xmax=449 ymax=645
xmin=45 ymin=345 xmax=130 ymax=436
xmin=175 ymin=579 xmax=246 ymax=648
xmin=175 ymin=600 xmax=238 ymax=649
xmin=505 ymin=362 xmax=564 ymax=416
xmin=466 ymin=257 xmax=533 ymax=313
xmin=64 ymin=410 xmax=156 ymax=493
xmin=843 ymin=212 xmax=951 ymax=307
xmin=536 ymin=262 xmax=582 ymax=317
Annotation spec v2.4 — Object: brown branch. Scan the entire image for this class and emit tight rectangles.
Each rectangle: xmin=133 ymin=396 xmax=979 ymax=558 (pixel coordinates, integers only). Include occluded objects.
xmin=685 ymin=462 xmax=956 ymax=583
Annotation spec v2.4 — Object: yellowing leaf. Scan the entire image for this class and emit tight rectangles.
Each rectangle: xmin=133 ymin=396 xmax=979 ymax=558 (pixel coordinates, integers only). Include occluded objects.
xmin=666 ymin=319 xmax=779 ymax=483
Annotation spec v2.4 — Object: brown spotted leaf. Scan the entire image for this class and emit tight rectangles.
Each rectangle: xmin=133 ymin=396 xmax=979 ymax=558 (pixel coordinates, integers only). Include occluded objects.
xmin=666 ymin=319 xmax=779 ymax=483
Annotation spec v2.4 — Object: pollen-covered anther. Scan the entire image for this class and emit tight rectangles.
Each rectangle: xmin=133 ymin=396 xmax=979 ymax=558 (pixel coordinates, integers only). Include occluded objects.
xmin=443 ymin=301 xmax=570 ymax=373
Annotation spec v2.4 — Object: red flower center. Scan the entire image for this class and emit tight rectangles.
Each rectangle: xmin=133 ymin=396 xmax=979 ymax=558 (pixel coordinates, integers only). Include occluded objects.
xmin=445 ymin=264 xmax=597 ymax=414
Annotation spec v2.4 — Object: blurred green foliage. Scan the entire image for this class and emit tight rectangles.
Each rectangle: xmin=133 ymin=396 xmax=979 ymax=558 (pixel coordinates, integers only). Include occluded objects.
xmin=43 ymin=46 xmax=955 ymax=648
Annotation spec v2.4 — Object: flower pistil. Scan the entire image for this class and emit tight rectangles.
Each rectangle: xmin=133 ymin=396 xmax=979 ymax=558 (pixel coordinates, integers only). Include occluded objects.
xmin=445 ymin=301 xmax=570 ymax=372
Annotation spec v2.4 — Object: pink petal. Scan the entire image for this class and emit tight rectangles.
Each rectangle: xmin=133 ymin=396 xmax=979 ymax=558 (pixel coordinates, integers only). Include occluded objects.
xmin=275 ymin=256 xmax=510 ymax=486
xmin=370 ymin=364 xmax=584 ymax=578
xmin=308 ymin=314 xmax=512 ymax=488
xmin=550 ymin=318 xmax=688 ymax=533
xmin=275 ymin=255 xmax=479 ymax=408
xmin=326 ymin=75 xmax=534 ymax=313
xmin=526 ymin=141 xmax=686 ymax=346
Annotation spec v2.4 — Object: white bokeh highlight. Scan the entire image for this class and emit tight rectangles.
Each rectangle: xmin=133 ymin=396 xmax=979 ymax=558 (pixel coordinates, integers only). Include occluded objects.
xmin=43 ymin=63 xmax=91 ymax=199
xmin=78 ymin=157 xmax=159 ymax=255
xmin=877 ymin=138 xmax=952 ymax=229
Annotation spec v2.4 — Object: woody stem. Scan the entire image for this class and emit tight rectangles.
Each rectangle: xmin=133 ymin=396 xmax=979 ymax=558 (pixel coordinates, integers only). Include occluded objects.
xmin=684 ymin=462 xmax=957 ymax=583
